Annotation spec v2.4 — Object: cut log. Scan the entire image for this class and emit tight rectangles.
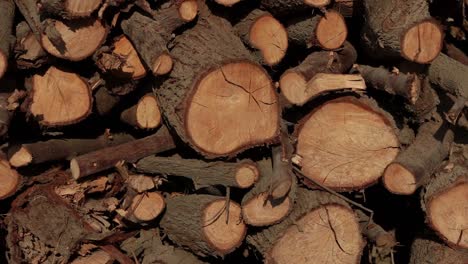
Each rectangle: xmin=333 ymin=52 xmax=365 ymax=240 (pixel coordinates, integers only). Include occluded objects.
xmin=362 ymin=0 xmax=443 ymax=63
xmin=136 ymin=155 xmax=259 ymax=189
xmin=41 ymin=18 xmax=107 ymax=61
xmin=95 ymin=35 xmax=147 ymax=80
xmin=177 ymin=0 xmax=198 ymax=22
xmin=29 ymin=66 xmax=92 ymax=126
xmin=94 ymin=85 xmax=122 ymax=116
xmin=160 ymin=194 xmax=247 ymax=257
xmin=428 ymin=53 xmax=468 ymax=101
xmin=383 ymin=120 xmax=454 ymax=195
xmin=409 ymin=237 xmax=468 ymax=264
xmin=70 ymin=126 xmax=176 ymax=180
xmin=241 ymin=158 xmax=297 ymax=226
xmin=247 ymin=188 xmax=364 ymax=263
xmin=234 ymin=9 xmax=288 ymax=66
xmin=71 ymin=250 xmax=113 ymax=264
xmin=156 ymin=1 xmax=279 ymax=158
xmin=0 ymin=93 xmax=13 ymax=137
xmin=357 ymin=64 xmax=421 ymax=104
xmin=15 ymin=21 xmax=49 ymax=69
xmin=8 ymin=133 xmax=134 ymax=167
xmin=38 ymin=0 xmax=102 ymax=19
xmin=0 ymin=0 xmax=15 ymax=79
xmin=279 ymin=42 xmax=358 ymax=106
xmin=286 ymin=10 xmax=348 ymax=50
xmin=126 ymin=192 xmax=165 ymax=222
xmin=0 ymin=159 xmax=21 ymax=200
xmin=120 ymin=93 xmax=161 ymax=130
xmin=214 ymin=0 xmax=242 ymax=7
xmin=260 ymin=0 xmax=312 ymax=16
xmin=294 ymin=96 xmax=400 ymax=190
xmin=304 ymin=0 xmax=330 ymax=7
xmin=444 ymin=42 xmax=468 ymax=66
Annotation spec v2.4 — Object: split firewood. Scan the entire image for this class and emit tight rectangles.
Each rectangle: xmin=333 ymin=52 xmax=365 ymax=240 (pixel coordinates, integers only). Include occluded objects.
xmin=409 ymin=237 xmax=468 ymax=264
xmin=41 ymin=18 xmax=107 ymax=61
xmin=156 ymin=1 xmax=279 ymax=158
xmin=234 ymin=9 xmax=288 ymax=66
xmin=38 ymin=0 xmax=103 ymax=19
xmin=0 ymin=0 xmax=15 ymax=79
xmin=383 ymin=118 xmax=454 ymax=195
xmin=357 ymin=64 xmax=421 ymax=104
xmin=8 ymin=133 xmax=135 ymax=167
xmin=95 ymin=35 xmax=147 ymax=80
xmin=286 ymin=10 xmax=348 ymax=50
xmin=125 ymin=192 xmax=165 ymax=223
xmin=280 ymin=42 xmax=363 ymax=106
xmin=362 ymin=0 xmax=443 ymax=64
xmin=15 ymin=21 xmax=49 ymax=69
xmin=136 ymin=155 xmax=259 ymax=189
xmin=160 ymin=194 xmax=247 ymax=257
xmin=70 ymin=126 xmax=176 ymax=180
xmin=294 ymin=96 xmax=399 ymax=190
xmin=120 ymin=93 xmax=161 ymax=129
xmin=28 ymin=66 xmax=92 ymax=126
xmin=0 ymin=158 xmax=22 ymax=200
xmin=247 ymin=188 xmax=364 ymax=263
xmin=70 ymin=250 xmax=114 ymax=264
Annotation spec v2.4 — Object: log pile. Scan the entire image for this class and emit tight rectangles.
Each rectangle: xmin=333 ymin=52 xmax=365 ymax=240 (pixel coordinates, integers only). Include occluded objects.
xmin=0 ymin=0 xmax=466 ymax=263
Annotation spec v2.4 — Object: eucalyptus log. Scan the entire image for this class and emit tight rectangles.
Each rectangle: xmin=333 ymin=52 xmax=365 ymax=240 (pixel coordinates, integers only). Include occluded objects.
xmin=0 ymin=0 xmax=15 ymax=79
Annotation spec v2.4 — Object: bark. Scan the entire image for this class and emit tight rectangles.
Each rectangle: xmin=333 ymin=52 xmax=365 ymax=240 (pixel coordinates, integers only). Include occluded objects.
xmin=0 ymin=0 xmax=15 ymax=79
xmin=136 ymin=155 xmax=259 ymax=189
xmin=8 ymin=133 xmax=135 ymax=167
xmin=332 ymin=0 xmax=360 ymax=18
xmin=0 ymin=93 xmax=12 ymax=138
xmin=428 ymin=53 xmax=468 ymax=101
xmin=260 ymin=0 xmax=313 ymax=16
xmin=70 ymin=126 xmax=176 ymax=180
xmin=38 ymin=0 xmax=102 ymax=19
xmin=14 ymin=0 xmax=43 ymax=41
xmin=383 ymin=119 xmax=454 ymax=195
xmin=409 ymin=237 xmax=468 ymax=264
xmin=14 ymin=21 xmax=49 ymax=69
xmin=94 ymin=85 xmax=121 ymax=116
xmin=362 ymin=0 xmax=443 ymax=63
xmin=156 ymin=0 xmax=279 ymax=158
xmin=444 ymin=43 xmax=468 ymax=65
xmin=120 ymin=93 xmax=161 ymax=130
xmin=160 ymin=194 xmax=247 ymax=257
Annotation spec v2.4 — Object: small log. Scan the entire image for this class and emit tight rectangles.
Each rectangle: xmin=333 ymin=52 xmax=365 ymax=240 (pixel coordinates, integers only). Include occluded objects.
xmin=95 ymin=35 xmax=147 ymax=80
xmin=383 ymin=119 xmax=454 ymax=195
xmin=29 ymin=66 xmax=92 ymax=126
xmin=0 ymin=0 xmax=15 ymax=79
xmin=38 ymin=0 xmax=102 ymax=19
xmin=234 ymin=9 xmax=288 ymax=66
xmin=41 ymin=18 xmax=107 ymax=61
xmin=70 ymin=126 xmax=176 ymax=180
xmin=71 ymin=250 xmax=113 ymax=264
xmin=357 ymin=64 xmax=421 ymax=104
xmin=136 ymin=155 xmax=259 ymax=189
xmin=362 ymin=0 xmax=443 ymax=63
xmin=125 ymin=192 xmax=165 ymax=222
xmin=94 ymin=85 xmax=122 ymax=116
xmin=160 ymin=194 xmax=247 ymax=257
xmin=156 ymin=1 xmax=279 ymax=158
xmin=214 ymin=0 xmax=242 ymax=6
xmin=286 ymin=10 xmax=348 ymax=50
xmin=428 ymin=53 xmax=468 ymax=101
xmin=0 ymin=93 xmax=13 ymax=137
xmin=247 ymin=188 xmax=364 ymax=263
xmin=8 ymin=133 xmax=135 ymax=167
xmin=0 ymin=159 xmax=21 ymax=200
xmin=15 ymin=21 xmax=49 ymax=69
xmin=409 ymin=237 xmax=468 ymax=264
xmin=176 ymin=0 xmax=198 ymax=22
xmin=279 ymin=42 xmax=358 ymax=106
xmin=444 ymin=42 xmax=468 ymax=66
xmin=294 ymin=96 xmax=400 ymax=191
xmin=120 ymin=93 xmax=161 ymax=130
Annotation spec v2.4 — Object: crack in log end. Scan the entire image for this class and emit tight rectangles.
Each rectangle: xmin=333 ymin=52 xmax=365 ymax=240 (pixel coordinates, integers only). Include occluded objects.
xmin=249 ymin=15 xmax=288 ymax=66
xmin=401 ymin=20 xmax=443 ymax=64
xmin=186 ymin=61 xmax=279 ymax=156
xmin=315 ymin=11 xmax=348 ymax=50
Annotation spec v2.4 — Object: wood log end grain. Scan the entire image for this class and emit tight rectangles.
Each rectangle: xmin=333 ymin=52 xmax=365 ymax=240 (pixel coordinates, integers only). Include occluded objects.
xmin=315 ymin=10 xmax=348 ymax=50
xmin=235 ymin=162 xmax=260 ymax=188
xmin=152 ymin=52 xmax=173 ymax=75
xmin=400 ymin=19 xmax=444 ymax=64
xmin=184 ymin=60 xmax=279 ymax=157
xmin=179 ymin=0 xmax=198 ymax=22
xmin=9 ymin=146 xmax=32 ymax=168
xmin=295 ymin=97 xmax=400 ymax=191
xmin=242 ymin=193 xmax=292 ymax=226
xmin=265 ymin=204 xmax=364 ymax=264
xmin=249 ymin=14 xmax=288 ymax=66
xmin=30 ymin=66 xmax=92 ymax=126
xmin=382 ymin=163 xmax=418 ymax=195
xmin=214 ymin=0 xmax=242 ymax=7
xmin=0 ymin=159 xmax=21 ymax=200
xmin=0 ymin=51 xmax=7 ymax=80
xmin=127 ymin=192 xmax=165 ymax=222
xmin=304 ymin=0 xmax=331 ymax=8
xmin=121 ymin=94 xmax=162 ymax=130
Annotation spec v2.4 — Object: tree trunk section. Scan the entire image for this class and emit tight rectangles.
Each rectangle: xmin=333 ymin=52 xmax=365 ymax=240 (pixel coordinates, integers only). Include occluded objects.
xmin=0 ymin=0 xmax=15 ymax=79
xmin=125 ymin=192 xmax=165 ymax=223
xmin=120 ymin=93 xmax=161 ymax=130
xmin=409 ymin=237 xmax=468 ymax=264
xmin=428 ymin=53 xmax=468 ymax=101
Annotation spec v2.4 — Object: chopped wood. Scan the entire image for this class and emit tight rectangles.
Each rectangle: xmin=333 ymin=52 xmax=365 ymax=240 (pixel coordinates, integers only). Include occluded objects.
xmin=444 ymin=42 xmax=468 ymax=65
xmin=14 ymin=21 xmax=49 ymax=69
xmin=126 ymin=192 xmax=165 ymax=222
xmin=428 ymin=53 xmax=468 ymax=101
xmin=160 ymin=194 xmax=246 ymax=257
xmin=8 ymin=133 xmax=134 ymax=167
xmin=0 ymin=159 xmax=21 ymax=200
xmin=120 ymin=93 xmax=161 ymax=129
xmin=409 ymin=237 xmax=468 ymax=264
xmin=136 ymin=155 xmax=259 ymax=189
xmin=29 ymin=66 xmax=92 ymax=126
xmin=177 ymin=0 xmax=198 ymax=22
xmin=0 ymin=0 xmax=15 ymax=79
xmin=70 ymin=126 xmax=176 ymax=180
xmin=38 ymin=0 xmax=102 ymax=19
xmin=304 ymin=0 xmax=331 ymax=8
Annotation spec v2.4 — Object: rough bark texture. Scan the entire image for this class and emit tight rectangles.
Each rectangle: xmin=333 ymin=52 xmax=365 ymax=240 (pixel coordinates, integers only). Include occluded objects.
xmin=15 ymin=21 xmax=49 ymax=69
xmin=136 ymin=155 xmax=258 ymax=189
xmin=409 ymin=237 xmax=468 ymax=264
xmin=14 ymin=0 xmax=43 ymax=40
xmin=0 ymin=0 xmax=15 ymax=79
xmin=0 ymin=93 xmax=12 ymax=138
xmin=286 ymin=15 xmax=320 ymax=48
xmin=120 ymin=93 xmax=161 ymax=130
xmin=428 ymin=53 xmax=468 ymax=100
xmin=94 ymin=85 xmax=122 ymax=116
xmin=260 ymin=0 xmax=312 ymax=16
xmin=38 ymin=0 xmax=102 ymax=19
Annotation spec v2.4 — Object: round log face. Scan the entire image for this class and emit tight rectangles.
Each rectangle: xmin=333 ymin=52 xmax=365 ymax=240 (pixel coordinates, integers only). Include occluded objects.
xmin=383 ymin=163 xmax=417 ymax=195
xmin=249 ymin=15 xmax=288 ymax=66
xmin=65 ymin=0 xmax=102 ymax=17
xmin=129 ymin=192 xmax=165 ymax=222
xmin=242 ymin=193 xmax=291 ymax=226
xmin=136 ymin=95 xmax=161 ymax=129
xmin=0 ymin=160 xmax=20 ymax=199
xmin=113 ymin=36 xmax=147 ymax=80
xmin=427 ymin=182 xmax=468 ymax=249
xmin=41 ymin=19 xmax=107 ymax=61
xmin=214 ymin=0 xmax=241 ymax=7
xmin=304 ymin=0 xmax=331 ymax=7
xmin=267 ymin=204 xmax=363 ymax=264
xmin=296 ymin=98 xmax=399 ymax=190
xmin=179 ymin=0 xmax=198 ymax=22
xmin=279 ymin=71 xmax=308 ymax=105
xmin=235 ymin=164 xmax=259 ymax=188
xmin=30 ymin=66 xmax=91 ymax=126
xmin=315 ymin=11 xmax=347 ymax=50
xmin=186 ymin=61 xmax=279 ymax=156
xmin=203 ymin=200 xmax=246 ymax=253
xmin=152 ymin=53 xmax=173 ymax=75
xmin=9 ymin=147 xmax=32 ymax=167
xmin=401 ymin=20 xmax=443 ymax=64
xmin=0 ymin=52 xmax=7 ymax=79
